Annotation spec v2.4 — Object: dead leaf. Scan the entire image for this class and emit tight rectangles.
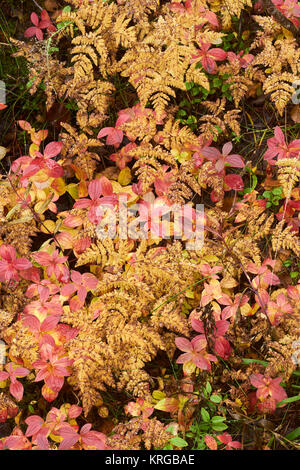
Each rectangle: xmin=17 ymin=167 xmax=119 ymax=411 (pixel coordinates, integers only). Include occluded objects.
xmin=291 ymin=105 xmax=300 ymax=123
xmin=44 ymin=0 xmax=59 ymax=12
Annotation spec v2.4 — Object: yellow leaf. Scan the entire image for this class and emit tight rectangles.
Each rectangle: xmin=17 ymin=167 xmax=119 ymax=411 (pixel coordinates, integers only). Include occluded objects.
xmin=41 ymin=220 xmax=56 ymax=234
xmin=51 ymin=177 xmax=66 ymax=195
xmin=29 ymin=143 xmax=39 ymax=157
xmin=183 ymin=360 xmax=196 ymax=375
xmin=14 ymin=411 xmax=22 ymax=426
xmin=221 ymin=277 xmax=238 ymax=289
xmin=78 ymin=181 xmax=88 ymax=197
xmin=240 ymin=303 xmax=259 ymax=317
xmin=50 ymin=433 xmax=63 ymax=443
xmin=282 ymin=27 xmax=294 ymax=39
xmin=203 ymin=255 xmax=220 ymax=263
xmin=0 ymin=146 xmax=7 ymax=160
xmin=66 ymin=183 xmax=79 ymax=199
xmin=185 ymin=289 xmax=194 ymax=299
xmin=118 ymin=167 xmax=132 ymax=186
xmin=152 ymin=390 xmax=166 ymax=401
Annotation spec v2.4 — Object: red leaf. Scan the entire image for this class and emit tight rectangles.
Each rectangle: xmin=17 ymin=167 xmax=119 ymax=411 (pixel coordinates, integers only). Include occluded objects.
xmin=224 ymin=174 xmax=244 ymax=191
xmin=44 ymin=141 xmax=63 ymax=159
xmin=30 ymin=12 xmax=39 ymax=26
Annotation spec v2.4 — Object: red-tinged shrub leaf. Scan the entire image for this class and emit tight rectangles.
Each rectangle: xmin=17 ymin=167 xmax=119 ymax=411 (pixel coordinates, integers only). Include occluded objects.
xmin=54 ymin=232 xmax=74 ymax=249
xmin=35 ymin=28 xmax=44 ymax=41
xmin=250 ymin=373 xmax=264 ymax=388
xmin=175 ymin=337 xmax=193 ymax=352
xmin=14 ymin=367 xmax=30 ymax=378
xmin=18 ymin=120 xmax=33 ymax=131
xmin=63 ymin=215 xmax=83 ymax=228
xmin=205 ymin=435 xmax=218 ymax=450
xmin=30 ymin=12 xmax=40 ymax=26
xmin=81 ymin=430 xmax=108 ymax=450
xmin=10 ymin=380 xmax=24 ymax=401
xmin=100 ymin=176 xmax=113 ymax=196
xmin=0 ymin=371 xmax=9 ymax=381
xmin=224 ymin=174 xmax=244 ymax=191
xmin=97 ymin=127 xmax=123 ymax=147
xmin=0 ymin=409 xmax=8 ymax=422
xmin=68 ymin=405 xmax=83 ymax=419
xmin=41 ymin=384 xmax=59 ymax=402
xmin=226 ymin=154 xmax=245 ymax=168
xmin=209 ymin=48 xmax=227 ymax=60
xmin=44 ymin=141 xmax=63 ymax=159
xmin=25 ymin=415 xmax=44 ymax=437
xmin=4 ymin=435 xmax=31 ymax=450
xmin=74 ymin=237 xmax=91 ymax=254
xmin=58 ymin=424 xmax=79 ymax=450
xmin=40 ymin=315 xmax=60 ymax=331
xmin=154 ymin=398 xmax=179 ymax=413
xmin=70 ymin=296 xmax=84 ymax=312
xmin=191 ymin=318 xmax=204 ymax=333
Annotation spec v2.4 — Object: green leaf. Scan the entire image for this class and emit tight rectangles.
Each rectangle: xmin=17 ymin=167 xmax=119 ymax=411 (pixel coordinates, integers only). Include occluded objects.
xmin=201 ymin=407 xmax=210 ymax=422
xmin=170 ymin=437 xmax=189 ymax=447
xmin=210 ymin=395 xmax=222 ymax=404
xmin=165 ymin=424 xmax=177 ymax=435
xmin=28 ymin=405 xmax=35 ymax=413
xmin=163 ymin=444 xmax=173 ymax=450
xmin=277 ymin=395 xmax=300 ymax=407
xmin=191 ymin=86 xmax=200 ymax=96
xmin=241 ymin=358 xmax=268 ymax=366
xmin=212 ymin=423 xmax=228 ymax=432
xmin=221 ymin=83 xmax=230 ymax=92
xmin=211 ymin=416 xmax=226 ymax=424
xmin=285 ymin=427 xmax=300 ymax=441
xmin=272 ymin=187 xmax=282 ymax=196
xmin=290 ymin=272 xmax=299 ymax=279
xmin=205 ymin=381 xmax=212 ymax=395
xmin=263 ymin=191 xmax=271 ymax=198
xmin=185 ymin=82 xmax=193 ymax=91
xmin=212 ymin=78 xmax=222 ymax=87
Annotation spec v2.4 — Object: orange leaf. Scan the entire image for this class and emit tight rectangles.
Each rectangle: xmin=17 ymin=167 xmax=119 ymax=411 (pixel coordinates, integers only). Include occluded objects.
xmin=154 ymin=398 xmax=179 ymax=413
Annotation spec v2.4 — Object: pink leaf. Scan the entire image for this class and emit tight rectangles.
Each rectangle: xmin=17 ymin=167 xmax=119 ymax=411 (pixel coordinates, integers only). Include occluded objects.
xmin=222 ymin=142 xmax=233 ymax=156
xmin=25 ymin=415 xmax=44 ymax=437
xmin=250 ymin=373 xmax=263 ymax=388
xmin=0 ymin=371 xmax=9 ymax=381
xmin=68 ymin=405 xmax=82 ymax=419
xmin=226 ymin=154 xmax=245 ymax=168
xmin=224 ymin=174 xmax=244 ymax=191
xmin=99 ymin=176 xmax=113 ymax=196
xmin=175 ymin=337 xmax=193 ymax=352
xmin=24 ymin=27 xmax=38 ymax=38
xmin=10 ymin=380 xmax=24 ymax=401
xmin=30 ymin=12 xmax=39 ymax=26
xmin=44 ymin=141 xmax=63 ymax=159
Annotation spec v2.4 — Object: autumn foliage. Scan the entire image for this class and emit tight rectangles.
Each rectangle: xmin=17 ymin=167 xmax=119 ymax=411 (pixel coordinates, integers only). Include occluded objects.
xmin=0 ymin=0 xmax=299 ymax=451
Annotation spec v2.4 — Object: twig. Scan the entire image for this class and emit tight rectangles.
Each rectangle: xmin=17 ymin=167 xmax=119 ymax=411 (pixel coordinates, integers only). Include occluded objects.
xmin=32 ymin=0 xmax=43 ymax=11
xmin=261 ymin=0 xmax=300 ymax=44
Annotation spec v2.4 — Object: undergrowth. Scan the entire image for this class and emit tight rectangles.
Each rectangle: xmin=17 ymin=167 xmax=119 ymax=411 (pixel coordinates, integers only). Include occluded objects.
xmin=0 ymin=0 xmax=299 ymax=451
